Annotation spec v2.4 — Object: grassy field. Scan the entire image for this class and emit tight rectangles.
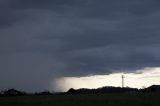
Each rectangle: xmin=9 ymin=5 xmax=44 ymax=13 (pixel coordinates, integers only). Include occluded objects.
xmin=0 ymin=93 xmax=160 ymax=106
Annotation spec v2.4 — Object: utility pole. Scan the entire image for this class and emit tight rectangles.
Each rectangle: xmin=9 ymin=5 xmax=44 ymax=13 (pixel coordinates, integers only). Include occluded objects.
xmin=122 ymin=75 xmax=124 ymax=88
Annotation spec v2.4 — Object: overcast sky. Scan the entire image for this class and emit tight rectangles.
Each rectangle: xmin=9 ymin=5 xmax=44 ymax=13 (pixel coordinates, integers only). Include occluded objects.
xmin=1 ymin=0 xmax=160 ymax=92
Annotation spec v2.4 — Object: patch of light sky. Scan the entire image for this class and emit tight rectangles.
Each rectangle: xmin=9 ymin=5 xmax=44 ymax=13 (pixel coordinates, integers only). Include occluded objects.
xmin=53 ymin=67 xmax=160 ymax=92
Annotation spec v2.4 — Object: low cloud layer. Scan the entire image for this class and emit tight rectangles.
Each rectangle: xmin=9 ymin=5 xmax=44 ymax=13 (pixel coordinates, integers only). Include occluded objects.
xmin=0 ymin=0 xmax=160 ymax=91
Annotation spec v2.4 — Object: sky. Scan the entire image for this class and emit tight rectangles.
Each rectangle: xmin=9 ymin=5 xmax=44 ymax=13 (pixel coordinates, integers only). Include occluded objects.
xmin=55 ymin=67 xmax=160 ymax=92
xmin=0 ymin=0 xmax=160 ymax=92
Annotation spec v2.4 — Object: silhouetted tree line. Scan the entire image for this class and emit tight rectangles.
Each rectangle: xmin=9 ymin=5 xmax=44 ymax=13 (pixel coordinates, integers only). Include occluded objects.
xmin=67 ymin=85 xmax=160 ymax=94
xmin=0 ymin=89 xmax=54 ymax=96
xmin=0 ymin=89 xmax=27 ymax=96
xmin=35 ymin=91 xmax=53 ymax=95
xmin=67 ymin=86 xmax=138 ymax=94
xmin=0 ymin=85 xmax=160 ymax=96
xmin=139 ymin=85 xmax=160 ymax=93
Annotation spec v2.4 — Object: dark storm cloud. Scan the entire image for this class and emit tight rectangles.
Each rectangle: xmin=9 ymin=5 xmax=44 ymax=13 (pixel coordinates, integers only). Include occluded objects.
xmin=1 ymin=0 xmax=160 ymax=91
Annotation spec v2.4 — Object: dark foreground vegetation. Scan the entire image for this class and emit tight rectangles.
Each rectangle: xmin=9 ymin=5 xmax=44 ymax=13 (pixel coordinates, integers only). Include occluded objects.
xmin=0 ymin=93 xmax=160 ymax=106
xmin=0 ymin=85 xmax=160 ymax=106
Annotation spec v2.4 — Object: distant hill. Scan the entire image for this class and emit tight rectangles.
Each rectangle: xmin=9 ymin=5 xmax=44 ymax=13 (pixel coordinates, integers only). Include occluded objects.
xmin=143 ymin=85 xmax=160 ymax=92
xmin=67 ymin=86 xmax=138 ymax=94
xmin=1 ymin=85 xmax=160 ymax=96
xmin=1 ymin=89 xmax=26 ymax=96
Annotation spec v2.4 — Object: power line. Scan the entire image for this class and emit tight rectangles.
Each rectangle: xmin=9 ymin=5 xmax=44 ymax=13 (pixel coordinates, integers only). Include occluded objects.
xmin=122 ymin=75 xmax=124 ymax=88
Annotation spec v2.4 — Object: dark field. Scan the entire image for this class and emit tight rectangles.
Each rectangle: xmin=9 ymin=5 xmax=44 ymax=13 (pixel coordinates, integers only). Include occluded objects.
xmin=0 ymin=93 xmax=160 ymax=106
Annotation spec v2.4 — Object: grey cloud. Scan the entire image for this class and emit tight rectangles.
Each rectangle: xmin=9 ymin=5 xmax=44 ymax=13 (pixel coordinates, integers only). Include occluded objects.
xmin=1 ymin=0 xmax=160 ymax=91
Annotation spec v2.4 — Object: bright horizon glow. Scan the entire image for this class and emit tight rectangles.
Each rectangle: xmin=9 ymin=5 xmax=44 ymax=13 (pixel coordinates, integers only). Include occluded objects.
xmin=53 ymin=67 xmax=160 ymax=92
